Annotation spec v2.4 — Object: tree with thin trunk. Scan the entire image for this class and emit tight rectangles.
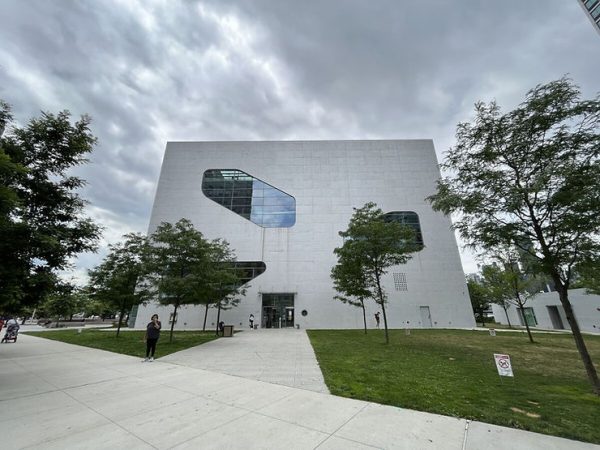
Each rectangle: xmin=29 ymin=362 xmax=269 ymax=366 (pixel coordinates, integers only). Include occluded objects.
xmin=480 ymin=252 xmax=539 ymax=343
xmin=427 ymin=77 xmax=600 ymax=394
xmin=466 ymin=279 xmax=489 ymax=327
xmin=146 ymin=219 xmax=245 ymax=342
xmin=146 ymin=219 xmax=213 ymax=343
xmin=333 ymin=202 xmax=418 ymax=344
xmin=87 ymin=233 xmax=151 ymax=337
xmin=331 ymin=250 xmax=371 ymax=334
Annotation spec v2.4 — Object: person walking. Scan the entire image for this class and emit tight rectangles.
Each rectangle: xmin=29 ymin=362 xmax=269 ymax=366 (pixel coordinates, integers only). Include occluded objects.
xmin=249 ymin=313 xmax=255 ymax=329
xmin=374 ymin=311 xmax=380 ymax=329
xmin=143 ymin=314 xmax=161 ymax=362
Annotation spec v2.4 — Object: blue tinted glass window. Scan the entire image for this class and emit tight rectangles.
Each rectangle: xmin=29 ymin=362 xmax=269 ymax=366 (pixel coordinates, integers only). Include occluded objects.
xmin=384 ymin=211 xmax=424 ymax=248
xmin=202 ymin=169 xmax=296 ymax=227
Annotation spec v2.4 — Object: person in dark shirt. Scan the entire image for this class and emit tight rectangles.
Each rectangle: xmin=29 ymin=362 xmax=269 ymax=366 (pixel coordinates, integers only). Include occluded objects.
xmin=143 ymin=314 xmax=161 ymax=362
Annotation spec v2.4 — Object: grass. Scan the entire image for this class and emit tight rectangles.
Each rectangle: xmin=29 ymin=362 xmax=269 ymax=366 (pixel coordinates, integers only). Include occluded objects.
xmin=25 ymin=328 xmax=219 ymax=358
xmin=307 ymin=329 xmax=600 ymax=444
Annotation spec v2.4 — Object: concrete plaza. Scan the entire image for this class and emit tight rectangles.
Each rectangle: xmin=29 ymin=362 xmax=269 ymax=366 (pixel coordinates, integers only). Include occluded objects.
xmin=0 ymin=330 xmax=598 ymax=449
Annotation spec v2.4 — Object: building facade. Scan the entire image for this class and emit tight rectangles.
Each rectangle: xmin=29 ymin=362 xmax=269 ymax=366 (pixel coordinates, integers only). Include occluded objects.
xmin=578 ymin=0 xmax=600 ymax=34
xmin=133 ymin=140 xmax=475 ymax=330
xmin=491 ymin=288 xmax=600 ymax=334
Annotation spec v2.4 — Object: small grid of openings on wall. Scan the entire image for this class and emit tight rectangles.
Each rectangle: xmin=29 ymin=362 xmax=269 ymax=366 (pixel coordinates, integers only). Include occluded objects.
xmin=202 ymin=169 xmax=296 ymax=227
xmin=383 ymin=211 xmax=424 ymax=249
xmin=393 ymin=272 xmax=408 ymax=291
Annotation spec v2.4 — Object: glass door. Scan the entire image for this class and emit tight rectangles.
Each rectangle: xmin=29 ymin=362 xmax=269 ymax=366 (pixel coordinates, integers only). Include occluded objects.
xmin=261 ymin=294 xmax=294 ymax=328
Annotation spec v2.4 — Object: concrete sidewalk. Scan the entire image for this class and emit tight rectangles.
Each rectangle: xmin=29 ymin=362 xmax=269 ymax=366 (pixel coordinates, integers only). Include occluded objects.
xmin=0 ymin=334 xmax=597 ymax=449
xmin=160 ymin=328 xmax=329 ymax=393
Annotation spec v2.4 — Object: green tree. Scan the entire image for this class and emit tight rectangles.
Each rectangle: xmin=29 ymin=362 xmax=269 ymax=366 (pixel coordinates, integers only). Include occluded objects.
xmin=41 ymin=281 xmax=79 ymax=328
xmin=0 ymin=101 xmax=101 ymax=311
xmin=88 ymin=233 xmax=151 ymax=337
xmin=331 ymin=250 xmax=371 ymax=334
xmin=481 ymin=250 xmax=540 ymax=343
xmin=427 ymin=78 xmax=600 ymax=394
xmin=146 ymin=219 xmax=245 ymax=342
xmin=466 ymin=279 xmax=490 ymax=327
xmin=576 ymin=257 xmax=600 ymax=295
xmin=333 ymin=202 xmax=418 ymax=344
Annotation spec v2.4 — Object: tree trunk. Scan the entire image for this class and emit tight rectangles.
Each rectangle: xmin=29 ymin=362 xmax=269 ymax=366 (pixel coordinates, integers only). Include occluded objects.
xmin=555 ymin=283 xmax=600 ymax=395
xmin=215 ymin=302 xmax=222 ymax=337
xmin=169 ymin=303 xmax=179 ymax=343
xmin=516 ymin=298 xmax=534 ymax=343
xmin=203 ymin=304 xmax=209 ymax=331
xmin=375 ymin=271 xmax=389 ymax=344
xmin=116 ymin=298 xmax=125 ymax=338
xmin=502 ymin=304 xmax=512 ymax=328
xmin=360 ymin=300 xmax=367 ymax=334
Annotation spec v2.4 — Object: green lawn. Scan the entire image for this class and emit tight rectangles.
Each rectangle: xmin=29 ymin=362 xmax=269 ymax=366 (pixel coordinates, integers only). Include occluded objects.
xmin=25 ymin=329 xmax=219 ymax=358
xmin=307 ymin=329 xmax=600 ymax=444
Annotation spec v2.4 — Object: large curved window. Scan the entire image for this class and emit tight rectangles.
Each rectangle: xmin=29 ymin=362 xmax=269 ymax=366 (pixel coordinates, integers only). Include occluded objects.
xmin=384 ymin=211 xmax=424 ymax=248
xmin=202 ymin=169 xmax=296 ymax=227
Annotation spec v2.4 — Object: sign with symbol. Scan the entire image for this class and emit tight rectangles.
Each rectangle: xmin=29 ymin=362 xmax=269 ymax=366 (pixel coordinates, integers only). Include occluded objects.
xmin=494 ymin=354 xmax=514 ymax=377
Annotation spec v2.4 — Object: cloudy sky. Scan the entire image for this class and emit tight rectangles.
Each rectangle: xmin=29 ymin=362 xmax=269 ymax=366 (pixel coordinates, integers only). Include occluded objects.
xmin=0 ymin=0 xmax=598 ymax=282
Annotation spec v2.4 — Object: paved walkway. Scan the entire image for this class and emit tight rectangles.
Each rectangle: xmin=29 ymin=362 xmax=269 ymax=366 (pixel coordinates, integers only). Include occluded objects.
xmin=160 ymin=328 xmax=329 ymax=393
xmin=0 ymin=333 xmax=598 ymax=449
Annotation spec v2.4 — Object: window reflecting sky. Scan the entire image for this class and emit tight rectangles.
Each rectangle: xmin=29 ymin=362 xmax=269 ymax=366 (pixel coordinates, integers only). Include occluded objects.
xmin=203 ymin=169 xmax=296 ymax=227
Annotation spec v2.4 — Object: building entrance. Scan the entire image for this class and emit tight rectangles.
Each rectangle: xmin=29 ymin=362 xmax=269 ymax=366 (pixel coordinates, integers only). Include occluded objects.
xmin=261 ymin=293 xmax=294 ymax=328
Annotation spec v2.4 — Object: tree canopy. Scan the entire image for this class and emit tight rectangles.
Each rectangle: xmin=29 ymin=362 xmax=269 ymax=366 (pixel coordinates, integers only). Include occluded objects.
xmin=0 ymin=100 xmax=101 ymax=312
xmin=332 ymin=202 xmax=418 ymax=343
xmin=87 ymin=233 xmax=151 ymax=336
xmin=145 ymin=219 xmax=244 ymax=342
xmin=427 ymin=77 xmax=600 ymax=394
xmin=466 ymin=278 xmax=490 ymax=327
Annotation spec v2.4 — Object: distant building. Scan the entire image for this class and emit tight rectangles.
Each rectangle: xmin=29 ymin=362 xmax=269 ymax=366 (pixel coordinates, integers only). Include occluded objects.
xmin=578 ymin=0 xmax=600 ymax=35
xmin=133 ymin=140 xmax=476 ymax=330
xmin=491 ymin=288 xmax=600 ymax=333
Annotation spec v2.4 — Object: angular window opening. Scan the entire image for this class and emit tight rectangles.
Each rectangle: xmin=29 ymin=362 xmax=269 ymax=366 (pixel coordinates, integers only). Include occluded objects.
xmin=384 ymin=211 xmax=424 ymax=249
xmin=202 ymin=169 xmax=296 ymax=227
xmin=233 ymin=261 xmax=266 ymax=285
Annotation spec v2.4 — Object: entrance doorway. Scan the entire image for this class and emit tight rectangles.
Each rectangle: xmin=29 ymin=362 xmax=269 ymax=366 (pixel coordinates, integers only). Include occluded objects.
xmin=547 ymin=305 xmax=565 ymax=329
xmin=262 ymin=293 xmax=294 ymax=328
xmin=420 ymin=306 xmax=432 ymax=327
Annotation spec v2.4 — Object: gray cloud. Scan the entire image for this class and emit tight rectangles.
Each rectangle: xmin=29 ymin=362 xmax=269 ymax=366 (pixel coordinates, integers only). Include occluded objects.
xmin=0 ymin=0 xmax=598 ymax=280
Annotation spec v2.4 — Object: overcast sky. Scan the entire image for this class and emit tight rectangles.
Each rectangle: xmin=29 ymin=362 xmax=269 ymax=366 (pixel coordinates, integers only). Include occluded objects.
xmin=0 ymin=0 xmax=598 ymax=283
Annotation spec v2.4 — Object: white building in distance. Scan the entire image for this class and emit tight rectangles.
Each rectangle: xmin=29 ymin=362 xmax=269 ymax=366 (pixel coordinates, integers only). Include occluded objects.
xmin=133 ymin=140 xmax=475 ymax=331
xmin=491 ymin=289 xmax=600 ymax=334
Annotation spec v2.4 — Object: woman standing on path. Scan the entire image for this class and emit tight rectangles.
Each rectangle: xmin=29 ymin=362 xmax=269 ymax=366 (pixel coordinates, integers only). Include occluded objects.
xmin=143 ymin=314 xmax=161 ymax=362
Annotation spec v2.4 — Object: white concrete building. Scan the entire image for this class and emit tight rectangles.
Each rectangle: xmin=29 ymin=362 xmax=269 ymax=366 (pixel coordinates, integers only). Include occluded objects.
xmin=491 ymin=288 xmax=600 ymax=334
xmin=133 ymin=140 xmax=475 ymax=330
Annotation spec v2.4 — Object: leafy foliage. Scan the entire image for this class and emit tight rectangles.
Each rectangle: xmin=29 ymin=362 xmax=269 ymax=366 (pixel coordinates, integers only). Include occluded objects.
xmin=87 ymin=233 xmax=152 ymax=336
xmin=427 ymin=77 xmax=600 ymax=393
xmin=466 ymin=279 xmax=489 ymax=327
xmin=332 ymin=202 xmax=418 ymax=343
xmin=0 ymin=100 xmax=101 ymax=311
xmin=145 ymin=219 xmax=245 ymax=341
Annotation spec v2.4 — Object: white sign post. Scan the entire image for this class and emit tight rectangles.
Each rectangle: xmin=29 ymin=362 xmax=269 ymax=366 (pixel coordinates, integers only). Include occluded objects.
xmin=494 ymin=354 xmax=514 ymax=378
